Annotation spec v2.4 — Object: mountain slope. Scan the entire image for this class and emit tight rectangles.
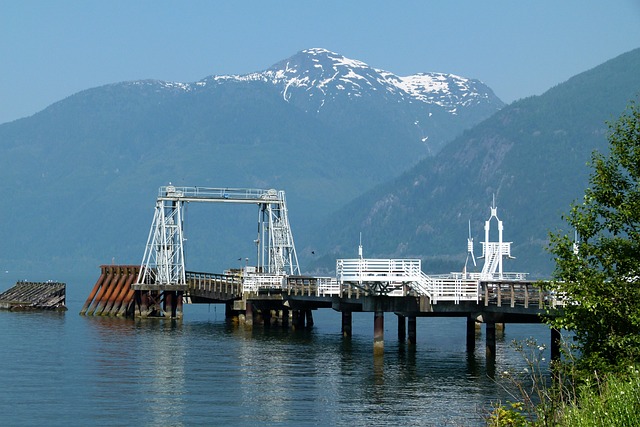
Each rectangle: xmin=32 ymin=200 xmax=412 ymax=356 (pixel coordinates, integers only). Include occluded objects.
xmin=0 ymin=48 xmax=502 ymax=282
xmin=314 ymin=48 xmax=640 ymax=278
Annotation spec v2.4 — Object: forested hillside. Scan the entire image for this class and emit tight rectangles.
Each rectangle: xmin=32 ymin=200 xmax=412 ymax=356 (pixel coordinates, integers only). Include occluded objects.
xmin=311 ymin=48 xmax=640 ymax=278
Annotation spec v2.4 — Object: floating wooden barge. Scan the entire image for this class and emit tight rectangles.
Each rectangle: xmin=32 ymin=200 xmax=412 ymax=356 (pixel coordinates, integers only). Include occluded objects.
xmin=0 ymin=281 xmax=67 ymax=311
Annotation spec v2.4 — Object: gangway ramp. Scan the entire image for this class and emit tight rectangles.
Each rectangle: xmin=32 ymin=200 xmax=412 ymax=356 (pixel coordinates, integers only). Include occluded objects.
xmin=336 ymin=257 xmax=479 ymax=302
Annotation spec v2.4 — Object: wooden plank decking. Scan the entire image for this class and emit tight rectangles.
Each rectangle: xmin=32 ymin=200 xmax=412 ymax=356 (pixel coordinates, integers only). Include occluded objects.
xmin=0 ymin=281 xmax=67 ymax=311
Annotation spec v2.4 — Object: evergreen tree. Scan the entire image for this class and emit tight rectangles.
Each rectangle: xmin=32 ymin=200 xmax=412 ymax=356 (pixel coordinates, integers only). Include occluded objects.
xmin=548 ymin=101 xmax=640 ymax=373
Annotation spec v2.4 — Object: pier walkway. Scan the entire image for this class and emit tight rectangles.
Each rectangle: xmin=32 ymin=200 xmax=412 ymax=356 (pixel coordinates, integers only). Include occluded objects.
xmin=81 ymin=186 xmax=563 ymax=357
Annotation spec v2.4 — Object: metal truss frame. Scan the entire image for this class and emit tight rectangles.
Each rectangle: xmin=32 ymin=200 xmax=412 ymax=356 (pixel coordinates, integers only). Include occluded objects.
xmin=136 ymin=186 xmax=300 ymax=288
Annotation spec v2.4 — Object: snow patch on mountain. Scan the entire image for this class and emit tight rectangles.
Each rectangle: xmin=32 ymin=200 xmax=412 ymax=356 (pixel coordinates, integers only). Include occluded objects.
xmin=198 ymin=48 xmax=496 ymax=114
xmin=141 ymin=48 xmax=499 ymax=117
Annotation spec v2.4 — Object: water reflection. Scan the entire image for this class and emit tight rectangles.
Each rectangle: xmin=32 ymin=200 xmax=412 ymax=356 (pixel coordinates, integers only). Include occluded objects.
xmin=0 ymin=306 xmax=552 ymax=426
xmin=84 ymin=317 xmax=187 ymax=426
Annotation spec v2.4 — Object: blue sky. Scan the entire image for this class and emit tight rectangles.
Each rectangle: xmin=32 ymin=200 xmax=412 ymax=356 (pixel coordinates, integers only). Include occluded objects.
xmin=1 ymin=1 xmax=639 ymax=124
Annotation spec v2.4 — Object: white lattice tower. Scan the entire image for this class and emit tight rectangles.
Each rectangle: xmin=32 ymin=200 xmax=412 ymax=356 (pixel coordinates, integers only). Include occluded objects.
xmin=480 ymin=202 xmax=512 ymax=280
xmin=264 ymin=191 xmax=300 ymax=275
xmin=135 ymin=185 xmax=300 ymax=287
xmin=137 ymin=190 xmax=186 ymax=287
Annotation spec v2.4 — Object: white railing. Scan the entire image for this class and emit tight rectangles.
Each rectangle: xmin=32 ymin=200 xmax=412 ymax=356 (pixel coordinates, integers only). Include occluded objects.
xmin=159 ymin=186 xmax=280 ymax=203
xmin=336 ymin=258 xmax=423 ymax=283
xmin=337 ymin=258 xmax=481 ymax=303
xmin=317 ymin=277 xmax=340 ymax=296
xmin=462 ymin=271 xmax=529 ymax=281
xmin=242 ymin=274 xmax=284 ymax=293
xmin=425 ymin=274 xmax=479 ymax=304
xmin=239 ymin=260 xmax=526 ymax=303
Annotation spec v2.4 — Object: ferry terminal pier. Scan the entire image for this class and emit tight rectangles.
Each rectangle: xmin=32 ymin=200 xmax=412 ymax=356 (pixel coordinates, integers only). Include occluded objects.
xmin=81 ymin=186 xmax=563 ymax=358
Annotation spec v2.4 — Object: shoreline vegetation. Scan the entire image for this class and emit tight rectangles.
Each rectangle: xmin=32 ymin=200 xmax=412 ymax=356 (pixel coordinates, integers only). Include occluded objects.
xmin=488 ymin=339 xmax=640 ymax=426
xmin=488 ymin=102 xmax=640 ymax=426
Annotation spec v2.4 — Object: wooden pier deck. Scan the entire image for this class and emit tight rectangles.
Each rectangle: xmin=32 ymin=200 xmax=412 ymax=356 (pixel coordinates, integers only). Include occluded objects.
xmin=0 ymin=281 xmax=67 ymax=311
xmin=82 ymin=265 xmax=563 ymax=357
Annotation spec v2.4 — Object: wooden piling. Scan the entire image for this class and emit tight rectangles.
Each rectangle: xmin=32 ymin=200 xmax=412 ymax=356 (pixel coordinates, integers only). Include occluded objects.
xmin=245 ymin=301 xmax=254 ymax=326
xmin=115 ymin=273 xmax=137 ymax=317
xmin=486 ymin=322 xmax=496 ymax=359
xmin=99 ymin=271 xmax=127 ymax=315
xmin=175 ymin=291 xmax=184 ymax=319
xmin=86 ymin=269 xmax=115 ymax=316
xmin=342 ymin=311 xmax=352 ymax=337
xmin=466 ymin=316 xmax=476 ymax=353
xmin=374 ymin=310 xmax=384 ymax=354
xmin=305 ymin=309 xmax=314 ymax=327
xmin=551 ymin=328 xmax=561 ymax=361
xmin=397 ymin=314 xmax=406 ymax=342
xmin=408 ymin=316 xmax=417 ymax=345
xmin=80 ymin=269 xmax=106 ymax=315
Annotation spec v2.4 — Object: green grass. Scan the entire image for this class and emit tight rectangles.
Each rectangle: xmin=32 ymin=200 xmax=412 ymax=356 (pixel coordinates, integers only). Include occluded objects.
xmin=559 ymin=368 xmax=640 ymax=426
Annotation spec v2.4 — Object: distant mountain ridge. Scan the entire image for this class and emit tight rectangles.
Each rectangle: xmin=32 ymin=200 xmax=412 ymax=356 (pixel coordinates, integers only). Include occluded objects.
xmin=0 ymin=48 xmax=503 ymax=282
xmin=120 ymin=48 xmax=502 ymax=150
xmin=312 ymin=48 xmax=640 ymax=278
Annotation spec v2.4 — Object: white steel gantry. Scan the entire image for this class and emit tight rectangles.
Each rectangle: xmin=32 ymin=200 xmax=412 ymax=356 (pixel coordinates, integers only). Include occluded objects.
xmin=135 ymin=186 xmax=300 ymax=288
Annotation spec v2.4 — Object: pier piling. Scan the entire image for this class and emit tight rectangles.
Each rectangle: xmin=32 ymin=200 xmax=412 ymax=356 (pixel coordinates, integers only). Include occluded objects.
xmin=486 ymin=322 xmax=496 ymax=359
xmin=305 ymin=309 xmax=314 ymax=327
xmin=551 ymin=328 xmax=561 ymax=361
xmin=466 ymin=316 xmax=476 ymax=353
xmin=408 ymin=316 xmax=417 ymax=345
xmin=342 ymin=311 xmax=352 ymax=337
xmin=245 ymin=302 xmax=254 ymax=326
xmin=397 ymin=314 xmax=406 ymax=342
xmin=374 ymin=310 xmax=384 ymax=354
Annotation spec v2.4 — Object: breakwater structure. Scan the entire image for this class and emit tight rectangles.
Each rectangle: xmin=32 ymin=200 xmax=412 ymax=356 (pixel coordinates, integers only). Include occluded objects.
xmin=81 ymin=185 xmax=563 ymax=357
xmin=0 ymin=281 xmax=67 ymax=311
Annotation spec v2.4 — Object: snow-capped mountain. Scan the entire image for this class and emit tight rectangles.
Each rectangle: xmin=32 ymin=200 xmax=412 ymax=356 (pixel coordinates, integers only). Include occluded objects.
xmin=205 ymin=48 xmax=500 ymax=114
xmin=194 ymin=48 xmax=503 ymax=151
xmin=0 ymin=47 xmax=504 ymax=279
xmin=121 ymin=48 xmax=502 ymax=152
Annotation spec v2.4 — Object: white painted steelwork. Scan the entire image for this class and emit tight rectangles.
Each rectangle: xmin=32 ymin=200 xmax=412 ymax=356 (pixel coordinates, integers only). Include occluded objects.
xmin=135 ymin=185 xmax=300 ymax=289
xmin=425 ymin=273 xmax=480 ymax=303
xmin=335 ymin=201 xmax=530 ymax=303
xmin=136 ymin=196 xmax=187 ymax=288
xmin=337 ymin=258 xmax=423 ymax=283
xmin=336 ymin=257 xmax=480 ymax=302
xmin=337 ymin=257 xmax=421 ymax=297
xmin=477 ymin=201 xmax=527 ymax=281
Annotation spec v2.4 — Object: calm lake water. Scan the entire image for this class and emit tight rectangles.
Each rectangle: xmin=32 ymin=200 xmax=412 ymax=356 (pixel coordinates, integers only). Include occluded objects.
xmin=0 ymin=281 xmax=552 ymax=426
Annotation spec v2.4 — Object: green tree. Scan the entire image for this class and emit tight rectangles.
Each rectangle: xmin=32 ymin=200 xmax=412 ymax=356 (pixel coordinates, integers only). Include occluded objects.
xmin=548 ymin=101 xmax=640 ymax=373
